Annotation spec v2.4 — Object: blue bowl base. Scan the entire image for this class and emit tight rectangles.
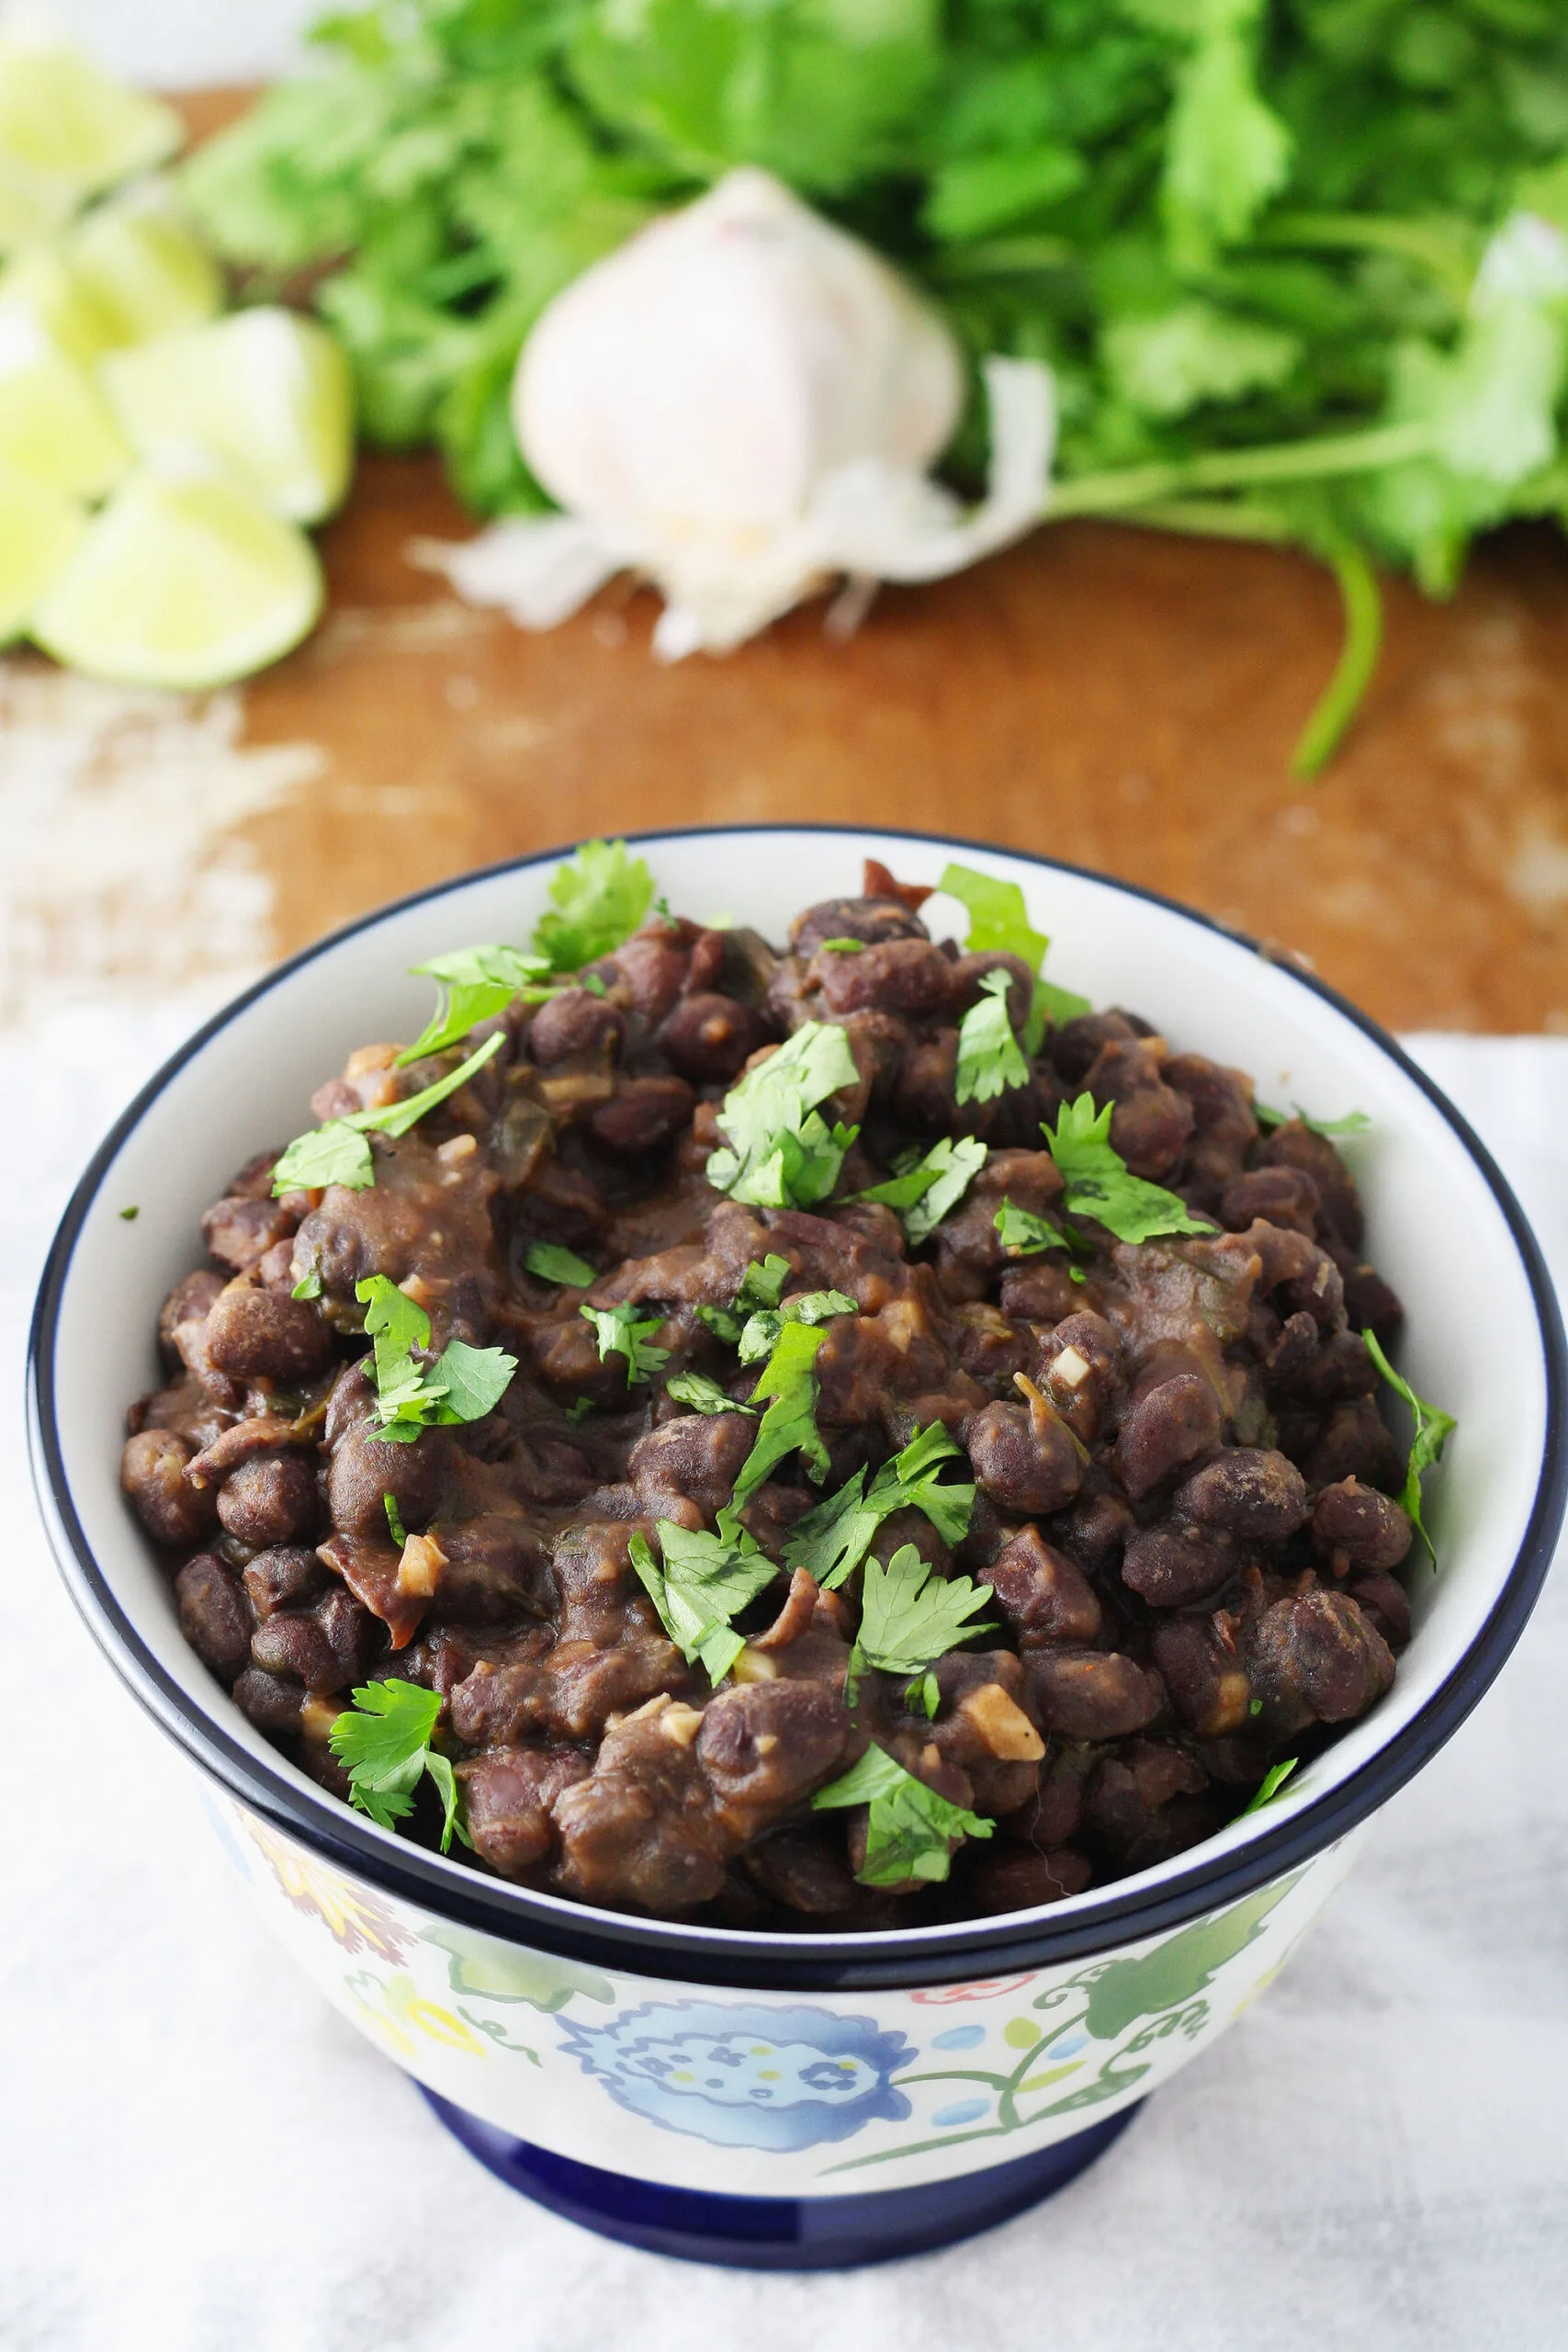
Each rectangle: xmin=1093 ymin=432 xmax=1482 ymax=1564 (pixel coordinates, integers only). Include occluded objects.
xmin=419 ymin=2085 xmax=1145 ymax=2269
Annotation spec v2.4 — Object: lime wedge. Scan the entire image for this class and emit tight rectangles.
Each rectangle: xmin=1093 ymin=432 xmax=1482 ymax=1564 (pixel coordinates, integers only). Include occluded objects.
xmin=0 ymin=34 xmax=181 ymax=250
xmin=0 ymin=239 xmax=114 ymax=362
xmin=103 ymin=307 xmax=354 ymax=524
xmin=0 ymin=462 xmax=87 ymax=639
xmin=0 ymin=304 xmax=129 ymax=494
xmin=70 ymin=180 xmax=223 ymax=346
xmin=32 ymin=470 xmax=322 ymax=688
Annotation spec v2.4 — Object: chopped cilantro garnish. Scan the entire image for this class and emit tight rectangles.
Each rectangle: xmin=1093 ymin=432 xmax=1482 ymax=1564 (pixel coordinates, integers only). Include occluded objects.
xmin=737 ymin=1254 xmax=791 ymax=1312
xmin=1241 ymin=1757 xmax=1300 ymax=1815
xmin=629 ymin=1521 xmax=779 ymax=1684
xmin=533 ymin=839 xmax=654 ymax=971
xmin=851 ymin=1544 xmax=995 ymax=1682
xmin=383 ymin=1492 xmax=408 ymax=1548
xmin=328 ymin=1679 xmax=471 ymax=1852
xmin=955 ymin=968 xmax=1031 ymax=1106
xmin=729 ymin=1319 xmax=832 ymax=1510
xmin=565 ymin=1397 xmax=594 ymax=1422
xmin=654 ymin=894 xmax=675 ymax=927
xmin=937 ymin=860 xmax=1089 ymax=1050
xmin=1365 ymin=1332 xmax=1456 ymax=1566
xmin=582 ymin=973 xmax=609 ymax=999
xmin=736 ymin=1287 xmax=857 ymax=1365
xmin=784 ymin=1421 xmax=975 ymax=1589
xmin=705 ymin=1021 xmax=861 ymax=1209
xmin=812 ymin=1743 xmax=992 ymax=1887
xmin=357 ymin=1273 xmax=516 ymax=1440
xmin=525 ymin=1240 xmax=597 ymax=1287
xmin=696 ymin=1303 xmax=743 ymax=1345
xmin=910 ymin=1670 xmax=941 ymax=1720
xmin=118 ymin=1205 xmax=139 ymax=1221
xmin=399 ymin=943 xmax=553 ymax=1065
xmin=666 ymin=1371 xmax=756 ymax=1417
xmin=994 ymin=1197 xmax=1073 ymax=1256
xmin=1255 ymin=1102 xmax=1371 ymax=1137
xmin=818 ymin=937 xmax=865 ymax=953
xmin=1041 ymin=1093 xmax=1214 ymax=1244
xmin=581 ymin=1302 xmax=671 ymax=1386
xmin=857 ymin=1135 xmax=987 ymax=1246
xmin=291 ymin=1256 xmax=323 ymax=1299
xmin=272 ymin=1031 xmax=505 ymax=1196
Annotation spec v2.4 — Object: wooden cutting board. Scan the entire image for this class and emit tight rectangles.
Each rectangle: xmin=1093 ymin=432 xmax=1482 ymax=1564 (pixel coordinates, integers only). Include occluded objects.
xmin=94 ymin=94 xmax=1568 ymax=1032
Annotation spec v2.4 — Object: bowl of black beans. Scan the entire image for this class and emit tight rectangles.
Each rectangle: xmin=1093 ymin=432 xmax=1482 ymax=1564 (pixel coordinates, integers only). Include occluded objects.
xmin=30 ymin=827 xmax=1565 ymax=2269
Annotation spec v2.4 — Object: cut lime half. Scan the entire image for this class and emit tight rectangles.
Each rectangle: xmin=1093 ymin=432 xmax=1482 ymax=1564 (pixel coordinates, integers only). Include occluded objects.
xmin=0 ymin=34 xmax=181 ymax=251
xmin=32 ymin=470 xmax=323 ymax=689
xmin=0 ymin=303 xmax=129 ymax=494
xmin=0 ymin=180 xmax=222 ymax=364
xmin=103 ymin=307 xmax=355 ymax=525
xmin=0 ymin=463 xmax=87 ymax=639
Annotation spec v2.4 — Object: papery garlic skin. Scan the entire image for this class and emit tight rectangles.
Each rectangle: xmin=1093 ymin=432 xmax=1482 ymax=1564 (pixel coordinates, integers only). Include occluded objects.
xmin=417 ymin=167 xmax=1055 ymax=659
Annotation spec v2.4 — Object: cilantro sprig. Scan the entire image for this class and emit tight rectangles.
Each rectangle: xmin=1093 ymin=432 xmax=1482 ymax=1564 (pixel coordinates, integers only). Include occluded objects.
xmin=581 ymin=1302 xmax=671 ymax=1386
xmin=706 ymin=1022 xmax=861 ymax=1209
xmin=1041 ymin=1093 xmax=1214 ymax=1245
xmin=729 ymin=1319 xmax=832 ymax=1510
xmin=938 ymin=862 xmax=1089 ymax=1051
xmin=328 ymin=1679 xmax=471 ymax=1852
xmin=856 ymin=1136 xmax=987 ymax=1246
xmin=994 ymin=1196 xmax=1073 ymax=1256
xmin=399 ymin=944 xmax=554 ymax=1065
xmin=358 ymin=1274 xmax=516 ymax=1440
xmin=850 ymin=1544 xmax=994 ymax=1691
xmin=955 ymin=968 xmax=1031 ymax=1105
xmin=666 ymin=1371 xmax=755 ymax=1417
xmin=533 ymin=838 xmax=654 ymax=971
xmin=629 ymin=1521 xmax=779 ymax=1684
xmin=1241 ymin=1758 xmax=1300 ymax=1815
xmin=1365 ymin=1332 xmax=1457 ymax=1566
xmin=736 ymin=1287 xmax=856 ymax=1365
xmin=525 ymin=1240 xmax=598 ymax=1286
xmin=272 ymin=1030 xmax=505 ymax=1195
xmin=812 ymin=1744 xmax=992 ymax=1888
xmin=784 ymin=1421 xmax=975 ymax=1589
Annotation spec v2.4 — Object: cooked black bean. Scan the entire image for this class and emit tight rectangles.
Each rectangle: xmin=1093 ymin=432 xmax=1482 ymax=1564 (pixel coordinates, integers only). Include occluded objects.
xmin=129 ymin=861 xmax=1423 ymax=1929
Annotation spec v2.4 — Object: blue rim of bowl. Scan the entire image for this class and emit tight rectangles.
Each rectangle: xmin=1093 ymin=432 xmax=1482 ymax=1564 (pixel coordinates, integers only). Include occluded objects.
xmin=28 ymin=823 xmax=1568 ymax=1994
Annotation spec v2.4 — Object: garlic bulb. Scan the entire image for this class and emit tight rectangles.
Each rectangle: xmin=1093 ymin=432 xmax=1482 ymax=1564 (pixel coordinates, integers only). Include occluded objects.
xmin=416 ymin=168 xmax=1055 ymax=659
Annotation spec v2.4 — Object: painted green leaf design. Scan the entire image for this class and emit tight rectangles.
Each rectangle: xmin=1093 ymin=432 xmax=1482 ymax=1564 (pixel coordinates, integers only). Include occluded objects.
xmin=421 ymin=1925 xmax=615 ymax=2011
xmin=1074 ymin=1871 xmax=1303 ymax=2041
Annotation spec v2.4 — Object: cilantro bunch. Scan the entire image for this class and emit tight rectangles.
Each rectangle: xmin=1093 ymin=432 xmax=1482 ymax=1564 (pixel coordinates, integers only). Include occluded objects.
xmin=184 ymin=0 xmax=1568 ymax=770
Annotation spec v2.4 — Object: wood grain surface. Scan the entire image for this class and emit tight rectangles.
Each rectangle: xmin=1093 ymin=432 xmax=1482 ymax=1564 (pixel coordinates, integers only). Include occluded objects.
xmin=112 ymin=94 xmax=1568 ymax=1031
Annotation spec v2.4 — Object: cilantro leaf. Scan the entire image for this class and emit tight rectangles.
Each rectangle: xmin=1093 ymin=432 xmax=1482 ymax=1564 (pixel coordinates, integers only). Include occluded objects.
xmin=399 ymin=943 xmax=554 ymax=1064
xmin=1254 ymin=1102 xmax=1371 ymax=1137
xmin=852 ymin=1543 xmax=995 ymax=1679
xmin=730 ymin=1319 xmax=831 ymax=1509
xmin=705 ymin=1022 xmax=861 ymax=1209
xmin=811 ymin=1744 xmax=992 ymax=1888
xmin=857 ymin=1135 xmax=987 ymax=1245
xmin=696 ymin=1303 xmax=743 ymax=1345
xmin=1241 ymin=1757 xmax=1300 ymax=1815
xmin=291 ymin=1257 xmax=323 ymax=1300
xmin=994 ymin=1196 xmax=1072 ymax=1256
xmin=356 ymin=1272 xmax=517 ymax=1438
xmin=328 ymin=1679 xmax=472 ymax=1853
xmin=818 ymin=937 xmax=865 ymax=953
xmin=566 ymin=1397 xmax=594 ymax=1422
xmin=784 ymin=1420 xmax=975 ymax=1589
xmin=581 ymin=1302 xmax=671 ymax=1386
xmin=666 ymin=1371 xmax=756 ymax=1416
xmin=955 ymin=968 xmax=1031 ymax=1106
xmin=383 ymin=1492 xmax=409 ymax=1548
xmin=118 ymin=1205 xmax=139 ymax=1221
xmin=1041 ymin=1094 xmax=1215 ymax=1244
xmin=525 ymin=1240 xmax=598 ymax=1286
xmin=533 ymin=839 xmax=654 ymax=971
xmin=736 ymin=1288 xmax=857 ymax=1366
xmin=936 ymin=861 xmax=1086 ymax=1050
xmin=737 ymin=1254 xmax=792 ymax=1312
xmin=629 ymin=1521 xmax=779 ymax=1684
xmin=1364 ymin=1332 xmax=1456 ymax=1566
xmin=273 ymin=1031 xmax=505 ymax=1196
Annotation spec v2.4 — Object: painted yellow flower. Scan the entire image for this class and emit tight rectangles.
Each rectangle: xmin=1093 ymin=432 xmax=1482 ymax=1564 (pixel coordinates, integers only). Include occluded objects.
xmin=243 ymin=1816 xmax=412 ymax=1962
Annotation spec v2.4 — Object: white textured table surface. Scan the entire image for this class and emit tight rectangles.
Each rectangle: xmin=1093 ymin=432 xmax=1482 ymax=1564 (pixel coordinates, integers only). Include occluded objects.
xmin=4 ymin=1016 xmax=1567 ymax=2351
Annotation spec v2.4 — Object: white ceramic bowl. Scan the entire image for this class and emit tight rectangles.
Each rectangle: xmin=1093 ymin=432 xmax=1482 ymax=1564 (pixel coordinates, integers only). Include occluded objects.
xmin=28 ymin=828 xmax=1565 ymax=2268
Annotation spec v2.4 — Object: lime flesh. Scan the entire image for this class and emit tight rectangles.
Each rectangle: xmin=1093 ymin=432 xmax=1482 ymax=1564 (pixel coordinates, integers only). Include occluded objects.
xmin=0 ymin=464 xmax=87 ymax=639
xmin=0 ymin=36 xmax=181 ymax=250
xmin=32 ymin=470 xmax=322 ymax=689
xmin=0 ymin=305 xmax=129 ymax=494
xmin=103 ymin=307 xmax=355 ymax=525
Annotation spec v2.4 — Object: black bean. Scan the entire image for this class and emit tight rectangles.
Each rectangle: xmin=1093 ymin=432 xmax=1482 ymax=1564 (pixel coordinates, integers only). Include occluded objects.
xmin=250 ymin=1610 xmax=337 ymax=1688
xmin=1306 ymin=1397 xmax=1405 ymax=1493
xmin=1173 ymin=1447 xmax=1309 ymax=1539
xmin=463 ymin=1747 xmax=589 ymax=1880
xmin=1151 ymin=1616 xmax=1253 ymax=1738
xmin=966 ymin=1845 xmax=1091 ymax=1910
xmin=528 ymin=988 xmax=626 ymax=1065
xmin=589 ymin=1074 xmax=696 ymax=1155
xmin=697 ymin=1682 xmax=844 ymax=1811
xmin=1114 ymin=1362 xmax=1223 ymax=1498
xmin=121 ymin=1429 xmax=217 ymax=1548
xmin=986 ymin=1525 xmax=1103 ymax=1646
xmin=1247 ymin=1589 xmax=1394 ymax=1727
xmin=967 ymin=1398 xmax=1083 ymax=1515
xmin=1122 ymin=1520 xmax=1237 ymax=1608
xmin=1220 ymin=1167 xmax=1319 ymax=1234
xmin=231 ymin=1665 xmax=305 ymax=1732
xmin=326 ymin=1422 xmax=446 ymax=1539
xmin=608 ymin=932 xmax=690 ymax=1022
xmin=1022 ymin=1648 xmax=1164 ymax=1738
xmin=174 ymin=1554 xmax=254 ymax=1680
xmin=627 ymin=1412 xmax=756 ymax=1519
xmin=1311 ymin=1477 xmax=1414 ymax=1571
xmin=659 ymin=991 xmax=766 ymax=1085
xmin=790 ymin=895 xmax=929 ymax=956
xmin=243 ymin=1544 xmax=331 ymax=1621
xmin=217 ymin=1453 xmax=319 ymax=1548
xmin=204 ymin=1283 xmax=333 ymax=1382
xmin=744 ymin=1825 xmax=862 ymax=1916
xmin=158 ymin=1270 xmax=225 ymax=1365
xmin=202 ymin=1193 xmax=296 ymax=1273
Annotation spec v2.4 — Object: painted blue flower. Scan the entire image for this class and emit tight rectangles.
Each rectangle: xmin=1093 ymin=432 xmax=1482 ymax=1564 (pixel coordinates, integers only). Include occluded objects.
xmin=557 ymin=2000 xmax=915 ymax=2151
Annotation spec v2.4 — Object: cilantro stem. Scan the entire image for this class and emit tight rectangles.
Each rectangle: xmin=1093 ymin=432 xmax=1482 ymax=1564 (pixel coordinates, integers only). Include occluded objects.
xmin=1291 ymin=538 xmax=1384 ymax=779
xmin=1045 ymin=419 xmax=1437 ymax=519
xmin=1258 ymin=210 xmax=1476 ymax=309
